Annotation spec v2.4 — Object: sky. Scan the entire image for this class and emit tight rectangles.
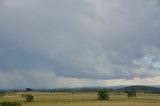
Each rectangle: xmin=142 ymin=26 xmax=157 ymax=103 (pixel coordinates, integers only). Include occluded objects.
xmin=1 ymin=0 xmax=160 ymax=88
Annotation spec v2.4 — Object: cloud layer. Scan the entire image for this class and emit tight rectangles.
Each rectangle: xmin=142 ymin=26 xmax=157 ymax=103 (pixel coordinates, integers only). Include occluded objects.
xmin=1 ymin=0 xmax=160 ymax=88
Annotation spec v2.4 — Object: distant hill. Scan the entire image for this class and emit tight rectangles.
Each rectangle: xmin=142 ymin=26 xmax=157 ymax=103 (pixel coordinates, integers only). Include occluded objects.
xmin=119 ymin=85 xmax=160 ymax=93
xmin=1 ymin=85 xmax=160 ymax=93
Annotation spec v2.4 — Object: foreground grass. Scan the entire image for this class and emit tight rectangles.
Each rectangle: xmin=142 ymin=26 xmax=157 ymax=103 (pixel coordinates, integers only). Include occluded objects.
xmin=0 ymin=92 xmax=160 ymax=106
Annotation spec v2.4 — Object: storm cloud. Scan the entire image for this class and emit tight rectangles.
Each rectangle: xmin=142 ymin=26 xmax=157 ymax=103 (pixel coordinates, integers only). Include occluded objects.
xmin=1 ymin=0 xmax=160 ymax=88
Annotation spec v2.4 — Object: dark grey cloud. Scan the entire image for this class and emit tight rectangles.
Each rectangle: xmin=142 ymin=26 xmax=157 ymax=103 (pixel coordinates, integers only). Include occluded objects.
xmin=0 ymin=0 xmax=160 ymax=85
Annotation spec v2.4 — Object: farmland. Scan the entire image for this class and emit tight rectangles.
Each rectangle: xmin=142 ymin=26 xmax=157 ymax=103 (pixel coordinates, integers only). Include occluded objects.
xmin=1 ymin=92 xmax=160 ymax=106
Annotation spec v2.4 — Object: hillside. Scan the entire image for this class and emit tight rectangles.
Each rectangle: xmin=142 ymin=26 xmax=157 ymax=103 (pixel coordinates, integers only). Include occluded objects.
xmin=120 ymin=85 xmax=160 ymax=93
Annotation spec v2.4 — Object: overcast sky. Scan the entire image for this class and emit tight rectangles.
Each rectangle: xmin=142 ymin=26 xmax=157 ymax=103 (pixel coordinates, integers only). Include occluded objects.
xmin=1 ymin=0 xmax=160 ymax=88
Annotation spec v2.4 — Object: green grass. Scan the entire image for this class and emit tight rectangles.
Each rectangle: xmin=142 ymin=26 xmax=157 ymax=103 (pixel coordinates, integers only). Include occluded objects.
xmin=0 ymin=92 xmax=160 ymax=106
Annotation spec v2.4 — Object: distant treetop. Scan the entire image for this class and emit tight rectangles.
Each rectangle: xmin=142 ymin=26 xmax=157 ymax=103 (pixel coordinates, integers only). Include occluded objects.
xmin=25 ymin=88 xmax=33 ymax=92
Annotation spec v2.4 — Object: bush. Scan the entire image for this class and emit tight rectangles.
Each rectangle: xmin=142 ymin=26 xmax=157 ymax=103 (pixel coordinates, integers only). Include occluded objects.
xmin=0 ymin=93 xmax=5 ymax=98
xmin=21 ymin=94 xmax=34 ymax=102
xmin=1 ymin=102 xmax=21 ymax=106
xmin=127 ymin=91 xmax=136 ymax=98
xmin=0 ymin=91 xmax=5 ymax=97
xmin=97 ymin=90 xmax=109 ymax=100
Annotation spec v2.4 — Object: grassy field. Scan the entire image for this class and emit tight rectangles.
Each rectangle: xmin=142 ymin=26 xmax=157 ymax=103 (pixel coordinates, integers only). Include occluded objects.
xmin=0 ymin=92 xmax=160 ymax=106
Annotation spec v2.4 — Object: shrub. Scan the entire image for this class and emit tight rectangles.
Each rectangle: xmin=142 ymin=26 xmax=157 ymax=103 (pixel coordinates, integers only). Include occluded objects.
xmin=0 ymin=91 xmax=5 ymax=97
xmin=1 ymin=102 xmax=21 ymax=106
xmin=21 ymin=94 xmax=34 ymax=102
xmin=97 ymin=90 xmax=109 ymax=100
xmin=127 ymin=91 xmax=136 ymax=98
xmin=0 ymin=93 xmax=5 ymax=98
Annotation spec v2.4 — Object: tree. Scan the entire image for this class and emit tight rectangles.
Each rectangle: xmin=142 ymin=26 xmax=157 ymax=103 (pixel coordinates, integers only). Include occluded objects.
xmin=97 ymin=90 xmax=109 ymax=100
xmin=25 ymin=88 xmax=33 ymax=92
xmin=1 ymin=102 xmax=21 ymax=106
xmin=22 ymin=94 xmax=34 ymax=102
xmin=126 ymin=91 xmax=136 ymax=98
